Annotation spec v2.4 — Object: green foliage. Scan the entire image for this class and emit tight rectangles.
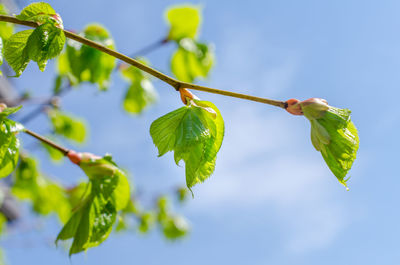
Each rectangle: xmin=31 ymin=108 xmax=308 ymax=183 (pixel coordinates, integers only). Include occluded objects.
xmin=3 ymin=2 xmax=65 ymax=76
xmin=150 ymin=99 xmax=224 ymax=189
xmin=57 ymin=24 xmax=116 ymax=90
xmin=16 ymin=2 xmax=58 ymax=24
xmin=301 ymin=102 xmax=359 ymax=188
xmin=56 ymin=155 xmax=130 ymax=255
xmin=171 ymin=38 xmax=214 ymax=83
xmin=166 ymin=5 xmax=201 ymax=41
xmin=0 ymin=106 xmax=23 ymax=179
xmin=156 ymin=196 xmax=189 ymax=239
xmin=13 ymin=154 xmax=71 ymax=222
xmin=120 ymin=61 xmax=158 ymax=114
xmin=41 ymin=137 xmax=64 ymax=162
xmin=48 ymin=109 xmax=87 ymax=144
xmin=0 ymin=4 xmax=14 ymax=41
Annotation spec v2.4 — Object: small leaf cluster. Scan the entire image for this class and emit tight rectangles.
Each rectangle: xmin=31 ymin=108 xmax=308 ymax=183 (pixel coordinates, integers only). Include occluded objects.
xmin=3 ymin=2 xmax=65 ymax=76
xmin=57 ymin=24 xmax=115 ymax=90
xmin=117 ymin=193 xmax=190 ymax=240
xmin=56 ymin=154 xmax=130 ymax=255
xmin=13 ymin=154 xmax=71 ymax=223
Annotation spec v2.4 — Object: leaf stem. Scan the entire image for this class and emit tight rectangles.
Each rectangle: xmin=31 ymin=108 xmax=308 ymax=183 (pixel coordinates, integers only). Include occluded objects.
xmin=23 ymin=128 xmax=70 ymax=155
xmin=0 ymin=14 xmax=286 ymax=109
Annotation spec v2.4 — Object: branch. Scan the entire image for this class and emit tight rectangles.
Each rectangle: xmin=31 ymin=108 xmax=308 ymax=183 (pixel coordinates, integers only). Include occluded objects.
xmin=0 ymin=14 xmax=286 ymax=109
xmin=23 ymin=128 xmax=69 ymax=155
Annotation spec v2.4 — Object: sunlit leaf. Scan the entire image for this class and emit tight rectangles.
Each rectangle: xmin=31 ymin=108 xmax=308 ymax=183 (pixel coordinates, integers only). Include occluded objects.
xmin=56 ymin=154 xmax=130 ymax=255
xmin=16 ymin=2 xmax=57 ymax=24
xmin=3 ymin=29 xmax=32 ymax=76
xmin=150 ymin=100 xmax=224 ymax=189
xmin=0 ymin=4 xmax=14 ymax=41
xmin=171 ymin=38 xmax=214 ymax=83
xmin=48 ymin=109 xmax=87 ymax=144
xmin=166 ymin=5 xmax=201 ymax=41
xmin=0 ymin=107 xmax=23 ymax=178
xmin=300 ymin=99 xmax=359 ymax=188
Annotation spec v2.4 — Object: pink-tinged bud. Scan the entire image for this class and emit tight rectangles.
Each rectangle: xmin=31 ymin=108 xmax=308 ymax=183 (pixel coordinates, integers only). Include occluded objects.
xmin=80 ymin=152 xmax=102 ymax=162
xmin=51 ymin=13 xmax=64 ymax=29
xmin=67 ymin=150 xmax=81 ymax=165
xmin=0 ymin=103 xmax=7 ymax=112
xmin=179 ymin=88 xmax=199 ymax=105
xmin=299 ymin=98 xmax=329 ymax=120
xmin=285 ymin=98 xmax=303 ymax=115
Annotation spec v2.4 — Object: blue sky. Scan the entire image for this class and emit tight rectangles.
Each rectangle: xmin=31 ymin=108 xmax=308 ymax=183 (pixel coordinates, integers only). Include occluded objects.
xmin=2 ymin=0 xmax=400 ymax=264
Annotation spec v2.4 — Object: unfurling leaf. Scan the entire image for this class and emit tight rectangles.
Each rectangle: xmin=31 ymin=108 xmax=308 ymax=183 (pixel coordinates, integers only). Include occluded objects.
xmin=171 ymin=38 xmax=214 ymax=83
xmin=166 ymin=5 xmax=202 ymax=41
xmin=3 ymin=2 xmax=65 ymax=75
xmin=300 ymin=98 xmax=359 ymax=188
xmin=13 ymin=154 xmax=71 ymax=223
xmin=120 ymin=61 xmax=158 ymax=114
xmin=150 ymin=100 xmax=224 ymax=189
xmin=47 ymin=109 xmax=87 ymax=144
xmin=58 ymin=24 xmax=116 ymax=90
xmin=56 ymin=154 xmax=130 ymax=255
xmin=0 ymin=106 xmax=23 ymax=178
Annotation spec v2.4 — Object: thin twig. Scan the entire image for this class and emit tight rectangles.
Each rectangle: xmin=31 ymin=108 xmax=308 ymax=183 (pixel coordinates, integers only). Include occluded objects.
xmin=23 ymin=128 xmax=70 ymax=155
xmin=0 ymin=14 xmax=287 ymax=109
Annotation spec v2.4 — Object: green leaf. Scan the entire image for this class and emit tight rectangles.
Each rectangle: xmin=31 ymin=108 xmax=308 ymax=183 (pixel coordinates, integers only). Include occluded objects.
xmin=3 ymin=29 xmax=32 ymax=76
xmin=0 ymin=108 xmax=23 ymax=178
xmin=161 ymin=215 xmax=189 ymax=240
xmin=150 ymin=100 xmax=224 ymax=189
xmin=171 ymin=38 xmax=214 ymax=83
xmin=48 ymin=109 xmax=87 ymax=144
xmin=58 ymin=24 xmax=116 ymax=90
xmin=56 ymin=155 xmax=130 ymax=255
xmin=166 ymin=5 xmax=202 ymax=41
xmin=120 ymin=62 xmax=158 ymax=114
xmin=0 ymin=4 xmax=14 ymax=41
xmin=4 ymin=22 xmax=65 ymax=75
xmin=301 ymin=102 xmax=359 ymax=188
xmin=26 ymin=23 xmax=65 ymax=71
xmin=13 ymin=155 xmax=71 ymax=223
xmin=16 ymin=2 xmax=57 ymax=24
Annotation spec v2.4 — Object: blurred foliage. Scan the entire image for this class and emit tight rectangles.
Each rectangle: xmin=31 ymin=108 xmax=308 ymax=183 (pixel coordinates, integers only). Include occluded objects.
xmin=119 ymin=59 xmax=158 ymax=114
xmin=57 ymin=24 xmax=116 ymax=90
xmin=47 ymin=108 xmax=87 ymax=144
xmin=13 ymin=154 xmax=71 ymax=223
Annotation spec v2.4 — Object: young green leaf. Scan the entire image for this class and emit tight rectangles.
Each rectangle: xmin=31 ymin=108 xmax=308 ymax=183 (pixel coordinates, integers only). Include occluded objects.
xmin=120 ymin=62 xmax=158 ymax=114
xmin=3 ymin=2 xmax=65 ymax=75
xmin=16 ymin=2 xmax=57 ymax=23
xmin=56 ymin=154 xmax=130 ymax=255
xmin=0 ymin=106 xmax=23 ymax=179
xmin=171 ymin=38 xmax=214 ymax=83
xmin=3 ymin=29 xmax=32 ymax=76
xmin=58 ymin=24 xmax=116 ymax=90
xmin=47 ymin=109 xmax=87 ymax=144
xmin=166 ymin=5 xmax=202 ymax=41
xmin=13 ymin=154 xmax=71 ymax=223
xmin=150 ymin=100 xmax=224 ymax=189
xmin=0 ymin=4 xmax=14 ymax=41
xmin=300 ymin=98 xmax=359 ymax=188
